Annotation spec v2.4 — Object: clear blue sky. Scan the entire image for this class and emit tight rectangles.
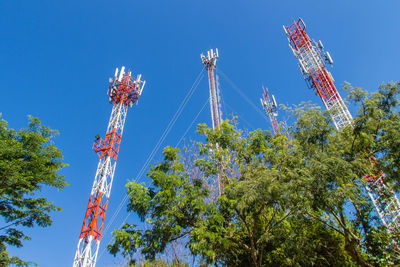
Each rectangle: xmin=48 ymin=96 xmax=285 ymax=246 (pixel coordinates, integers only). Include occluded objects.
xmin=1 ymin=0 xmax=399 ymax=266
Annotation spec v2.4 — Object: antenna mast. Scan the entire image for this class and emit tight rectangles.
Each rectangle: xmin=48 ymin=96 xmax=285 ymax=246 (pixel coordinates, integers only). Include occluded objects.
xmin=261 ymin=86 xmax=280 ymax=135
xmin=201 ymin=49 xmax=224 ymax=196
xmin=73 ymin=67 xmax=145 ymax=267
xmin=284 ymin=18 xmax=400 ymax=241
xmin=201 ymin=48 xmax=221 ymax=130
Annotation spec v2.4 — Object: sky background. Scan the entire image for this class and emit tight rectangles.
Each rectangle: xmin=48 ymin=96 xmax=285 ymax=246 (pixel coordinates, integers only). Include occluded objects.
xmin=1 ymin=0 xmax=400 ymax=266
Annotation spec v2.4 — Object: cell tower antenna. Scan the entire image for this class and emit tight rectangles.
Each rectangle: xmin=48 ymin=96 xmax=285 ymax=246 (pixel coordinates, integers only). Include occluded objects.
xmin=260 ymin=86 xmax=280 ymax=135
xmin=284 ymin=18 xmax=400 ymax=243
xmin=201 ymin=48 xmax=221 ymax=130
xmin=73 ymin=67 xmax=145 ymax=267
xmin=201 ymin=48 xmax=224 ymax=196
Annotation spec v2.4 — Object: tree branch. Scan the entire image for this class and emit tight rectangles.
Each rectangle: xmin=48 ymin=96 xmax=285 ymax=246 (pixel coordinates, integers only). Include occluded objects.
xmin=306 ymin=211 xmax=344 ymax=236
xmin=0 ymin=219 xmax=25 ymax=232
xmin=226 ymin=236 xmax=251 ymax=253
xmin=169 ymin=230 xmax=190 ymax=242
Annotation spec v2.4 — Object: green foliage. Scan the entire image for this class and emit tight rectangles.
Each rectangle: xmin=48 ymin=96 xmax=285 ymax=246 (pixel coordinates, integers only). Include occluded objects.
xmin=109 ymin=82 xmax=400 ymax=266
xmin=128 ymin=258 xmax=188 ymax=267
xmin=108 ymin=145 xmax=209 ymax=262
xmin=345 ymin=81 xmax=400 ymax=187
xmin=0 ymin=115 xmax=67 ymax=266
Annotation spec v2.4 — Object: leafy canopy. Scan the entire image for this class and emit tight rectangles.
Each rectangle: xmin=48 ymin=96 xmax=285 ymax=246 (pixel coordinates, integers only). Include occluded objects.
xmin=0 ymin=115 xmax=67 ymax=266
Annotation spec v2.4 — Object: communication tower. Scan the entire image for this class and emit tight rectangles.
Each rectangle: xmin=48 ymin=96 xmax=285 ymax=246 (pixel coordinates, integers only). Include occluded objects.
xmin=260 ymin=86 xmax=280 ymax=135
xmin=73 ymin=67 xmax=145 ymax=267
xmin=201 ymin=49 xmax=224 ymax=196
xmin=284 ymin=18 xmax=400 ymax=240
xmin=201 ymin=48 xmax=222 ymax=130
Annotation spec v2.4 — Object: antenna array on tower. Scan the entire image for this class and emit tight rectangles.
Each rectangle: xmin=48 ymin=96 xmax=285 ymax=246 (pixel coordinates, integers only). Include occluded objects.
xmin=260 ymin=86 xmax=280 ymax=135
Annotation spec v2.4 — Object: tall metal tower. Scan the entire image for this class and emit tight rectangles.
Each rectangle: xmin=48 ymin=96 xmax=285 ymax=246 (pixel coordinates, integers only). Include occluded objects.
xmin=201 ymin=48 xmax=224 ymax=196
xmin=284 ymin=18 xmax=400 ymax=240
xmin=73 ymin=67 xmax=145 ymax=267
xmin=284 ymin=19 xmax=352 ymax=130
xmin=201 ymin=48 xmax=221 ymax=130
xmin=260 ymin=86 xmax=280 ymax=135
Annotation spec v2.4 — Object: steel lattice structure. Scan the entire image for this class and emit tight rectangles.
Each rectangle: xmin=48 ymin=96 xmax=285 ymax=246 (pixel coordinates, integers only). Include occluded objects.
xmin=201 ymin=48 xmax=224 ymax=196
xmin=284 ymin=19 xmax=352 ymax=130
xmin=284 ymin=18 xmax=400 ymax=239
xmin=73 ymin=67 xmax=145 ymax=267
xmin=201 ymin=48 xmax=221 ymax=130
xmin=260 ymin=86 xmax=280 ymax=135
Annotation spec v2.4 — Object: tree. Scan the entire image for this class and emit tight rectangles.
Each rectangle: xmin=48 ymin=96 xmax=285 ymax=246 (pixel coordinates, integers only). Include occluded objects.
xmin=0 ymin=115 xmax=67 ymax=266
xmin=108 ymin=123 xmax=352 ymax=266
xmin=108 ymin=82 xmax=400 ymax=266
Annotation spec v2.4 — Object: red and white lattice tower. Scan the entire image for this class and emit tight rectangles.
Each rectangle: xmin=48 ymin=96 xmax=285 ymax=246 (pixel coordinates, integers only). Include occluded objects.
xmin=73 ymin=67 xmax=145 ymax=267
xmin=260 ymin=86 xmax=280 ymax=135
xmin=284 ymin=18 xmax=400 ymax=239
xmin=201 ymin=48 xmax=222 ymax=130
